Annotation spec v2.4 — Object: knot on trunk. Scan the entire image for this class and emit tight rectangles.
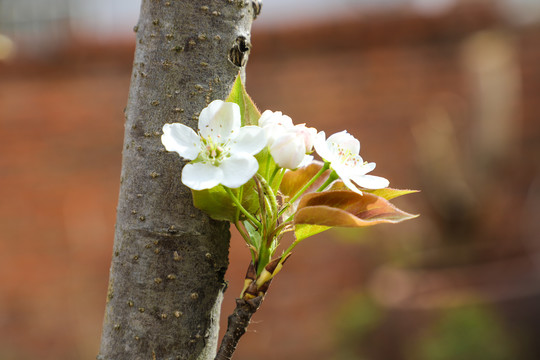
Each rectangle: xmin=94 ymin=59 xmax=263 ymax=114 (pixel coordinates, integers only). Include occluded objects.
xmin=228 ymin=36 xmax=251 ymax=67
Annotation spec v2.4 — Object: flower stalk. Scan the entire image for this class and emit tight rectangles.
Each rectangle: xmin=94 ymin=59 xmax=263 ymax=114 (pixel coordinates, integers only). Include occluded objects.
xmin=280 ymin=161 xmax=330 ymax=218
xmin=224 ymin=187 xmax=262 ymax=229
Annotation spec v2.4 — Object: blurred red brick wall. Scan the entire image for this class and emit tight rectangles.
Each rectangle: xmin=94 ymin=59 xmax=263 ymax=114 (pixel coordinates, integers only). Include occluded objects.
xmin=1 ymin=4 xmax=539 ymax=360
xmin=0 ymin=43 xmax=132 ymax=359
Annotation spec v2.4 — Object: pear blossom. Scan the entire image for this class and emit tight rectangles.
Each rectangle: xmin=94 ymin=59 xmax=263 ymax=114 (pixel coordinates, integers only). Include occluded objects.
xmin=314 ymin=130 xmax=389 ymax=194
xmin=161 ymin=100 xmax=266 ymax=190
xmin=293 ymin=124 xmax=317 ymax=153
xmin=258 ymin=110 xmax=294 ymax=140
xmin=258 ymin=110 xmax=317 ymax=169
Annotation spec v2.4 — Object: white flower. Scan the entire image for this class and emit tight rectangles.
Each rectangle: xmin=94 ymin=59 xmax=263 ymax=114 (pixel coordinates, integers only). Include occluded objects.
xmin=314 ymin=130 xmax=389 ymax=193
xmin=258 ymin=110 xmax=316 ymax=169
xmin=267 ymin=132 xmax=306 ymax=169
xmin=258 ymin=110 xmax=294 ymax=149
xmin=293 ymin=124 xmax=317 ymax=153
xmin=161 ymin=100 xmax=266 ymax=190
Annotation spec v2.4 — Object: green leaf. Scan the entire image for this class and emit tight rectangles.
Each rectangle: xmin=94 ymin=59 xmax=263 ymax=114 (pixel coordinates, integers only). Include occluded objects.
xmin=294 ymin=191 xmax=418 ymax=227
xmin=226 ymin=74 xmax=261 ymax=126
xmin=192 ymin=181 xmax=260 ymax=222
xmin=294 ymin=224 xmax=330 ymax=242
xmin=244 ymin=221 xmax=262 ymax=249
xmin=255 ymin=147 xmax=278 ymax=188
xmin=192 ymin=186 xmax=236 ymax=221
xmin=328 ymin=181 xmax=419 ymax=200
xmin=328 ymin=180 xmax=419 ymax=200
xmin=363 ymin=188 xmax=419 ymax=200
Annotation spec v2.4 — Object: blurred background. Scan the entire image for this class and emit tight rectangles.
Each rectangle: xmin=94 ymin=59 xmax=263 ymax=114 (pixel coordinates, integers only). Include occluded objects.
xmin=1 ymin=0 xmax=540 ymax=359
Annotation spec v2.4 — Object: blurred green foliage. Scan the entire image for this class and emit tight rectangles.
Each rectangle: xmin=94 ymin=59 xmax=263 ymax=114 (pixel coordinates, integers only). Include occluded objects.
xmin=333 ymin=292 xmax=385 ymax=360
xmin=407 ymin=305 xmax=517 ymax=360
xmin=333 ymin=293 xmax=519 ymax=360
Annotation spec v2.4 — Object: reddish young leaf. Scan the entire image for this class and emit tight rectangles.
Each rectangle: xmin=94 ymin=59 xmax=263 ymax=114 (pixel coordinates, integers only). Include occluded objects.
xmin=294 ymin=191 xmax=417 ymax=227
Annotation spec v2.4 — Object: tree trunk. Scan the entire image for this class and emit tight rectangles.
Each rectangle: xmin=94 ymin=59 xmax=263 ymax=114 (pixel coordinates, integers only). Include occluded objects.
xmin=98 ymin=1 xmax=255 ymax=359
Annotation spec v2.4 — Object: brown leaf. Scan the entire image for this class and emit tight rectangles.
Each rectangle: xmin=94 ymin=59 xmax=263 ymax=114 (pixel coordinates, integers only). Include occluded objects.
xmin=294 ymin=191 xmax=418 ymax=227
xmin=280 ymin=161 xmax=331 ymax=198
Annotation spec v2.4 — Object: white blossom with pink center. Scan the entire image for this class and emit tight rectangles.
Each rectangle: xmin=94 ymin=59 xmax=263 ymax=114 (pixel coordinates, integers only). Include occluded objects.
xmin=314 ymin=130 xmax=389 ymax=194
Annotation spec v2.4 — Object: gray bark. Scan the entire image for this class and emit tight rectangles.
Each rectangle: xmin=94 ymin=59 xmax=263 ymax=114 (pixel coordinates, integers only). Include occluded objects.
xmin=98 ymin=1 xmax=255 ymax=359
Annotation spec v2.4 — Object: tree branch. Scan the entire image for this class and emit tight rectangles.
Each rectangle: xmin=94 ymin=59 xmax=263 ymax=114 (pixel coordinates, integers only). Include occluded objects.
xmin=215 ymin=296 xmax=264 ymax=360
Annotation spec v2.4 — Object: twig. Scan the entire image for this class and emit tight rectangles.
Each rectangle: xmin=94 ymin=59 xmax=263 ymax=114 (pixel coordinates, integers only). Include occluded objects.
xmin=214 ymin=296 xmax=264 ymax=360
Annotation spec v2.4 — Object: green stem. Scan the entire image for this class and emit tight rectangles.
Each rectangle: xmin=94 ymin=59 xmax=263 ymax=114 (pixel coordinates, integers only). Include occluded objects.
xmin=235 ymin=221 xmax=258 ymax=264
xmin=234 ymin=185 xmax=244 ymax=223
xmin=281 ymin=239 xmax=300 ymax=261
xmin=265 ymin=151 xmax=272 ymax=181
xmin=272 ymin=168 xmax=286 ymax=192
xmin=234 ymin=220 xmax=251 ymax=245
xmin=253 ymin=177 xmax=267 ymax=232
xmin=224 ymin=187 xmax=261 ymax=229
xmin=256 ymin=174 xmax=278 ymax=225
xmin=316 ymin=170 xmax=339 ymax=192
xmin=257 ymin=242 xmax=270 ymax=275
xmin=269 ymin=165 xmax=281 ymax=184
xmin=279 ymin=162 xmax=330 ymax=217
xmin=269 ymin=221 xmax=293 ymax=240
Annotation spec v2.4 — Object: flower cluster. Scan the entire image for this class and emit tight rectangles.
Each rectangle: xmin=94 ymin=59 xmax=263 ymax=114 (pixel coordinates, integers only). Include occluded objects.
xmin=160 ymin=77 xmax=416 ymax=301
xmin=162 ymin=101 xmax=387 ymax=194
xmin=258 ymin=110 xmax=316 ymax=170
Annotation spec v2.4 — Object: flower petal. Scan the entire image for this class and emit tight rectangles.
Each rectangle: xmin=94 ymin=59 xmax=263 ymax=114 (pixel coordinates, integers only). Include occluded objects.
xmin=314 ymin=131 xmax=331 ymax=160
xmin=198 ymin=100 xmax=241 ymax=141
xmin=269 ymin=133 xmax=306 ymax=169
xmin=327 ymin=130 xmax=360 ymax=155
xmin=294 ymin=124 xmax=317 ymax=152
xmin=162 ymin=123 xmax=201 ymax=160
xmin=298 ymin=154 xmax=314 ymax=168
xmin=229 ymin=125 xmax=267 ymax=155
xmin=258 ymin=110 xmax=293 ymax=129
xmin=182 ymin=162 xmax=223 ymax=190
xmin=362 ymin=161 xmax=376 ymax=173
xmin=335 ymin=170 xmax=363 ymax=194
xmin=219 ymin=153 xmax=259 ymax=188
xmin=258 ymin=110 xmax=275 ymax=127
xmin=259 ymin=110 xmax=295 ymax=148
xmin=350 ymin=161 xmax=376 ymax=177
xmin=352 ymin=174 xmax=389 ymax=189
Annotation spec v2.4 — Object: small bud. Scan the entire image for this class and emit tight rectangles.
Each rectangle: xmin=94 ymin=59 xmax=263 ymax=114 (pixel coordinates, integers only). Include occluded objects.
xmin=240 ymin=278 xmax=252 ymax=299
xmin=245 ymin=261 xmax=256 ymax=281
xmin=257 ymin=279 xmax=272 ymax=296
xmin=243 ymin=281 xmax=258 ymax=300
xmin=264 ymin=257 xmax=281 ymax=274
xmin=255 ymin=268 xmax=272 ymax=289
xmin=269 ymin=133 xmax=306 ymax=169
xmin=271 ymin=253 xmax=292 ymax=278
